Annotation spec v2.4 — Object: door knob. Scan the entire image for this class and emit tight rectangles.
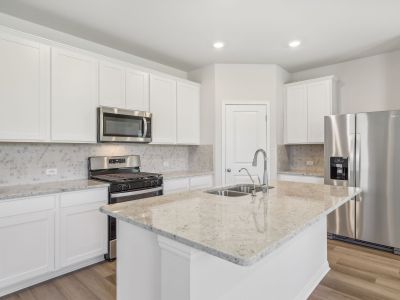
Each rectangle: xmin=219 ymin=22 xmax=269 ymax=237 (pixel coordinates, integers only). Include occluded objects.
xmin=226 ymin=168 xmax=231 ymax=172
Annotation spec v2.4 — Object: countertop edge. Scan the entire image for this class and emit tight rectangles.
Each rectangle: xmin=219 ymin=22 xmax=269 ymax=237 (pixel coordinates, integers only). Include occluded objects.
xmin=0 ymin=180 xmax=110 ymax=201
xmin=100 ymin=188 xmax=361 ymax=266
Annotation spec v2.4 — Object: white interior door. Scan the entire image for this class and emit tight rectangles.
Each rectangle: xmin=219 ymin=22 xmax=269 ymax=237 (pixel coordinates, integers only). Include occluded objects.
xmin=225 ymin=104 xmax=267 ymax=185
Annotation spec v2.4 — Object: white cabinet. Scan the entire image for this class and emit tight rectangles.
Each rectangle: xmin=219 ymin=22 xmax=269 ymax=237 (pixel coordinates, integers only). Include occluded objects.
xmin=307 ymin=80 xmax=332 ymax=143
xmin=59 ymin=189 xmax=107 ymax=268
xmin=126 ymin=68 xmax=149 ymax=111
xmin=99 ymin=61 xmax=126 ymax=108
xmin=51 ymin=47 xmax=99 ymax=143
xmin=277 ymin=173 xmax=324 ymax=184
xmin=285 ymin=85 xmax=307 ymax=144
xmin=0 ymin=195 xmax=56 ymax=289
xmin=0 ymin=187 xmax=108 ymax=295
xmin=284 ymin=76 xmax=335 ymax=144
xmin=164 ymin=174 xmax=213 ymax=195
xmin=150 ymin=75 xmax=177 ymax=144
xmin=0 ymin=32 xmax=50 ymax=142
xmin=177 ymin=82 xmax=200 ymax=145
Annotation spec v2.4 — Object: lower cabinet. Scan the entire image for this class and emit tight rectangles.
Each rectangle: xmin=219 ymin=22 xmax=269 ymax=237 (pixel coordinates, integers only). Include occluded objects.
xmin=164 ymin=174 xmax=213 ymax=195
xmin=0 ymin=195 xmax=56 ymax=290
xmin=0 ymin=187 xmax=108 ymax=295
xmin=59 ymin=189 xmax=107 ymax=268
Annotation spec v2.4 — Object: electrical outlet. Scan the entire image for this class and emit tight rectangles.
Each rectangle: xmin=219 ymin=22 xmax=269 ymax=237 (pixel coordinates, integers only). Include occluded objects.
xmin=45 ymin=168 xmax=58 ymax=176
xmin=306 ymin=161 xmax=314 ymax=166
xmin=163 ymin=161 xmax=170 ymax=168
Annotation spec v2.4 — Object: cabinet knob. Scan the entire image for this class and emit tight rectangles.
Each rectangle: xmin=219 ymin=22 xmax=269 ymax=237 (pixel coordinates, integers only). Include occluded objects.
xmin=226 ymin=168 xmax=231 ymax=173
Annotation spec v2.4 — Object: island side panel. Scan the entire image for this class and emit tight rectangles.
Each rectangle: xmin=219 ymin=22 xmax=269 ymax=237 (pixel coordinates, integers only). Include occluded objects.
xmin=157 ymin=217 xmax=330 ymax=300
xmin=117 ymin=220 xmax=161 ymax=300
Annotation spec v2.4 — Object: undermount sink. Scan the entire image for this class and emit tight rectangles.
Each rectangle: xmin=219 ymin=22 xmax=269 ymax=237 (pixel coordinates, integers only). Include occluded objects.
xmin=205 ymin=184 xmax=274 ymax=197
xmin=206 ymin=190 xmax=249 ymax=197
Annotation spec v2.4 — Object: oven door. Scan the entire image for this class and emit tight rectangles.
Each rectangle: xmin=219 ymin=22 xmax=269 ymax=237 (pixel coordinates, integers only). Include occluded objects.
xmin=98 ymin=106 xmax=152 ymax=143
xmin=110 ymin=186 xmax=163 ymax=204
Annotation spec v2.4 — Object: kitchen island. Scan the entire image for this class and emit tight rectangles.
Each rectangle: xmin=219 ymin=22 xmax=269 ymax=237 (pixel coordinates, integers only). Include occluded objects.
xmin=101 ymin=181 xmax=361 ymax=300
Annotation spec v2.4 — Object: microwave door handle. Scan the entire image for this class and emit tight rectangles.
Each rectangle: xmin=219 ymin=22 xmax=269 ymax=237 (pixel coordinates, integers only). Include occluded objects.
xmin=142 ymin=117 xmax=148 ymax=138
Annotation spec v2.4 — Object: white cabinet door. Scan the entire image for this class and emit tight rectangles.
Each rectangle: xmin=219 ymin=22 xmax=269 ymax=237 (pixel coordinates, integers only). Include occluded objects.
xmin=0 ymin=196 xmax=56 ymax=289
xmin=285 ymin=85 xmax=308 ymax=144
xmin=307 ymin=81 xmax=331 ymax=143
xmin=99 ymin=61 xmax=125 ymax=108
xmin=0 ymin=32 xmax=50 ymax=141
xmin=126 ymin=69 xmax=149 ymax=111
xmin=59 ymin=189 xmax=107 ymax=268
xmin=51 ymin=47 xmax=98 ymax=143
xmin=176 ymin=82 xmax=200 ymax=145
xmin=150 ymin=75 xmax=177 ymax=144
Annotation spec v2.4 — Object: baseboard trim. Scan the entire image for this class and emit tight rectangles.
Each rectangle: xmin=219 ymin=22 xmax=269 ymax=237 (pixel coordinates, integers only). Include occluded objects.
xmin=0 ymin=255 xmax=105 ymax=297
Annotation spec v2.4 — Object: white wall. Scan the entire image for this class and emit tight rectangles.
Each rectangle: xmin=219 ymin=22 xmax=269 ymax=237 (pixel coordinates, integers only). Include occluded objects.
xmin=0 ymin=12 xmax=187 ymax=78
xmin=189 ymin=64 xmax=289 ymax=185
xmin=188 ymin=65 xmax=215 ymax=145
xmin=291 ymin=50 xmax=400 ymax=114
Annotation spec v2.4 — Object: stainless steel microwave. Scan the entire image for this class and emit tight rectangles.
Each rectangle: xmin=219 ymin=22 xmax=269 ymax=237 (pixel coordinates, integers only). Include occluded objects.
xmin=98 ymin=107 xmax=152 ymax=143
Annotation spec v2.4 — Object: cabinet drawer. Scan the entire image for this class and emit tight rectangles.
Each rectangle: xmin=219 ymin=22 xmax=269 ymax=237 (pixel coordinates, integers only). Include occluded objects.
xmin=60 ymin=188 xmax=108 ymax=208
xmin=163 ymin=178 xmax=190 ymax=195
xmin=189 ymin=175 xmax=213 ymax=190
xmin=0 ymin=195 xmax=56 ymax=218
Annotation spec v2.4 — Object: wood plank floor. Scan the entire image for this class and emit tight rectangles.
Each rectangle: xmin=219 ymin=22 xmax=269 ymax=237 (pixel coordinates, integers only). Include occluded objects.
xmin=3 ymin=240 xmax=400 ymax=300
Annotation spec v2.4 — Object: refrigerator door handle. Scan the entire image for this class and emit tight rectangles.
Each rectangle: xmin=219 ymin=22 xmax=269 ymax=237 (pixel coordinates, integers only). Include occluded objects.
xmin=354 ymin=133 xmax=361 ymax=188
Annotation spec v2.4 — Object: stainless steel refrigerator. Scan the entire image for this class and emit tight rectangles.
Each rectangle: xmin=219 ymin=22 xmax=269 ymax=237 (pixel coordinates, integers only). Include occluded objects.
xmin=324 ymin=110 xmax=400 ymax=254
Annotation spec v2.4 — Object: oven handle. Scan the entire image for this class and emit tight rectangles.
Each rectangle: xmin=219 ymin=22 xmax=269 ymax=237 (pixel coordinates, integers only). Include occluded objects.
xmin=143 ymin=117 xmax=148 ymax=138
xmin=110 ymin=186 xmax=163 ymax=198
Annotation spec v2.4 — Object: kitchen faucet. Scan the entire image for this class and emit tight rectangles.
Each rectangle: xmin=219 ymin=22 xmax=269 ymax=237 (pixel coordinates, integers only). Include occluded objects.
xmin=252 ymin=149 xmax=269 ymax=193
xmin=239 ymin=167 xmax=257 ymax=196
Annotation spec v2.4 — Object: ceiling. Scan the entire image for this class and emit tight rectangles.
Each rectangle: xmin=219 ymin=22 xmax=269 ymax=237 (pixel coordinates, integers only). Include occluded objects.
xmin=1 ymin=0 xmax=400 ymax=72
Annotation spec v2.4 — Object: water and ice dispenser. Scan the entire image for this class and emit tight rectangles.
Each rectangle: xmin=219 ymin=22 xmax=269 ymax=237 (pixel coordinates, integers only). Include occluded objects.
xmin=330 ymin=157 xmax=349 ymax=180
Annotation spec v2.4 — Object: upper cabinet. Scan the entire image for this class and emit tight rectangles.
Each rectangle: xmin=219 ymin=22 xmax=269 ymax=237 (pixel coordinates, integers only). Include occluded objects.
xmin=51 ymin=47 xmax=99 ymax=143
xmin=149 ymin=76 xmax=201 ymax=145
xmin=177 ymin=82 xmax=200 ymax=145
xmin=0 ymin=32 xmax=50 ymax=142
xmin=284 ymin=76 xmax=335 ymax=144
xmin=126 ymin=68 xmax=149 ymax=111
xmin=99 ymin=61 xmax=125 ymax=108
xmin=99 ymin=63 xmax=150 ymax=111
xmin=150 ymin=75 xmax=177 ymax=144
xmin=0 ymin=28 xmax=200 ymax=145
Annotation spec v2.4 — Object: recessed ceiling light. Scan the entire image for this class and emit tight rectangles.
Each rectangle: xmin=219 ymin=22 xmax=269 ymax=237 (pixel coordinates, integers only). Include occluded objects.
xmin=213 ymin=41 xmax=225 ymax=49
xmin=289 ymin=40 xmax=301 ymax=48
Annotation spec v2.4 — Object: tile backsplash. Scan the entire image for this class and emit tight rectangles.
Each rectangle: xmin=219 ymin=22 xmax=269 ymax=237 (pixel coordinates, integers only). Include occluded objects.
xmin=0 ymin=143 xmax=213 ymax=186
xmin=277 ymin=144 xmax=324 ymax=174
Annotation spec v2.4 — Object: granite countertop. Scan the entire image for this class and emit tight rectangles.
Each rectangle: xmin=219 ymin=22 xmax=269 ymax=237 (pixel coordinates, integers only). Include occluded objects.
xmin=162 ymin=170 xmax=214 ymax=179
xmin=101 ymin=181 xmax=361 ymax=266
xmin=0 ymin=179 xmax=109 ymax=201
xmin=278 ymin=170 xmax=324 ymax=177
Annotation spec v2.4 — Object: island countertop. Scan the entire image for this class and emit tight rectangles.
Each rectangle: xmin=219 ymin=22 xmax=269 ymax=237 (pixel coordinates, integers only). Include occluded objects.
xmin=100 ymin=181 xmax=361 ymax=266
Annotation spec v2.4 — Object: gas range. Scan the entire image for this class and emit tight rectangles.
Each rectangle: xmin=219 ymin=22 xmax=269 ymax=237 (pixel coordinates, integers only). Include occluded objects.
xmin=88 ymin=155 xmax=163 ymax=194
xmin=88 ymin=155 xmax=163 ymax=260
